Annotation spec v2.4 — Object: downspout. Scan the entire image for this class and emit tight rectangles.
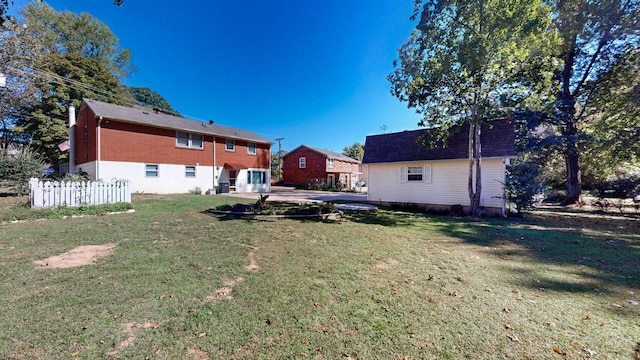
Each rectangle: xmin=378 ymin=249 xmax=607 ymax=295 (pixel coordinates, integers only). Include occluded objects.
xmin=212 ymin=136 xmax=217 ymax=192
xmin=96 ymin=116 xmax=103 ymax=180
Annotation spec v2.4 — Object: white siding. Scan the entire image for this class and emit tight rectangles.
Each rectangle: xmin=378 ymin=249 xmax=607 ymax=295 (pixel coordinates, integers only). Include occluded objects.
xmin=367 ymin=158 xmax=507 ymax=209
xmin=81 ymin=160 xmax=215 ymax=194
xmin=79 ymin=161 xmax=271 ymax=194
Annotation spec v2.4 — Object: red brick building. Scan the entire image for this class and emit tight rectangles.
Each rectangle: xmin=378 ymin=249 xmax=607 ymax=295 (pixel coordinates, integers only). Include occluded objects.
xmin=282 ymin=145 xmax=364 ymax=189
xmin=72 ymin=98 xmax=271 ymax=194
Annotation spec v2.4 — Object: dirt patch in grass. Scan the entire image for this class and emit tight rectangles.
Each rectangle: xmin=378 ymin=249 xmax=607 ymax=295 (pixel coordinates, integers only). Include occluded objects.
xmin=107 ymin=321 xmax=159 ymax=357
xmin=206 ymin=276 xmax=245 ymax=302
xmin=187 ymin=348 xmax=210 ymax=360
xmin=34 ymin=243 xmax=116 ymax=268
xmin=245 ymin=251 xmax=259 ymax=271
xmin=374 ymin=258 xmax=399 ymax=270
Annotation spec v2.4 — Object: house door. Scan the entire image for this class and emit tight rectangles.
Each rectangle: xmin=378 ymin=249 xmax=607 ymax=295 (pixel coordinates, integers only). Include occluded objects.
xmin=229 ymin=170 xmax=237 ymax=192
xmin=327 ymin=174 xmax=335 ymax=188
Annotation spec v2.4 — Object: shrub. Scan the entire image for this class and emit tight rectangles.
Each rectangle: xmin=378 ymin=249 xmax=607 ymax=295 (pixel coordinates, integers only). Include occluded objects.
xmin=0 ymin=147 xmax=45 ymax=195
xmin=504 ymin=158 xmax=546 ymax=215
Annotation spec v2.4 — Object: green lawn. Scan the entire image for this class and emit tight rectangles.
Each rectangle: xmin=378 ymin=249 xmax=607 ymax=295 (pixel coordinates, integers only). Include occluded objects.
xmin=0 ymin=195 xmax=638 ymax=359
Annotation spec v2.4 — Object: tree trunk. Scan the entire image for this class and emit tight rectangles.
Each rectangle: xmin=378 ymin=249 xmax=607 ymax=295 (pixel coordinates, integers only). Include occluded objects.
xmin=468 ymin=122 xmax=475 ymax=215
xmin=468 ymin=122 xmax=482 ymax=217
xmin=473 ymin=124 xmax=482 ymax=217
xmin=564 ymin=149 xmax=581 ymax=204
xmin=558 ymin=34 xmax=582 ymax=205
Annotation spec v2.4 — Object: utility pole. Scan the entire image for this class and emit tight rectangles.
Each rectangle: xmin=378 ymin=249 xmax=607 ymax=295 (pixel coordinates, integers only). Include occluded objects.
xmin=275 ymin=137 xmax=284 ymax=181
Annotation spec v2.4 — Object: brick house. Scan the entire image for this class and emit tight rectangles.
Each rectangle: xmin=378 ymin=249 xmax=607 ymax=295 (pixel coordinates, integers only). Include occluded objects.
xmin=72 ymin=98 xmax=272 ymax=194
xmin=282 ymin=145 xmax=364 ymax=189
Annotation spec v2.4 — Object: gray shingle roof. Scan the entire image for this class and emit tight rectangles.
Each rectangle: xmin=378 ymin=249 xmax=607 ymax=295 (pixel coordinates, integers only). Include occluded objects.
xmin=363 ymin=119 xmax=515 ymax=164
xmin=82 ymin=98 xmax=272 ymax=144
xmin=283 ymin=145 xmax=360 ymax=163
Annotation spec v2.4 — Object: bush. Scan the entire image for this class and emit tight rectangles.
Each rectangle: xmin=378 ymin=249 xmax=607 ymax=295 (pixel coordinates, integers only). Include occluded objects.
xmin=0 ymin=147 xmax=45 ymax=195
xmin=592 ymin=174 xmax=640 ymax=213
xmin=504 ymin=158 xmax=546 ymax=215
xmin=594 ymin=175 xmax=640 ymax=200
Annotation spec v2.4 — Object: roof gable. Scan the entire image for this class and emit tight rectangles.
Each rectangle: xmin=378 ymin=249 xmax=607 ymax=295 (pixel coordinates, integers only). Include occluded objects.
xmin=81 ymin=98 xmax=272 ymax=144
xmin=363 ymin=119 xmax=515 ymax=164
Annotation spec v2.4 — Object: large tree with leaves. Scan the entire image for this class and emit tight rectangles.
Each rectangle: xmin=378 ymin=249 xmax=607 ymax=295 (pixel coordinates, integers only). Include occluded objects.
xmin=14 ymin=53 xmax=132 ymax=164
xmin=5 ymin=3 xmax=137 ymax=164
xmin=127 ymin=86 xmax=179 ymax=115
xmin=544 ymin=0 xmax=640 ymax=204
xmin=20 ymin=2 xmax=135 ymax=80
xmin=342 ymin=142 xmax=364 ymax=162
xmin=389 ymin=0 xmax=556 ymax=216
xmin=0 ymin=18 xmax=45 ymax=151
xmin=580 ymin=47 xmax=640 ymax=180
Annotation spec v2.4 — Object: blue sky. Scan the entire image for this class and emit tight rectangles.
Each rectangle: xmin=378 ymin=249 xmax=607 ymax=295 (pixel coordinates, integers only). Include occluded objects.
xmin=12 ymin=0 xmax=422 ymax=153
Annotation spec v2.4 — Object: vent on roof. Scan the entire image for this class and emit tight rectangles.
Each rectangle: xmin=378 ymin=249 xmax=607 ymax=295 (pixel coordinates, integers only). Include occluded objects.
xmin=209 ymin=120 xmax=214 ymax=125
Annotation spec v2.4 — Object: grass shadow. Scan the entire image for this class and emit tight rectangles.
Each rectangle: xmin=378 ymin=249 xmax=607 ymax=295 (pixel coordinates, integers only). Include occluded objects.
xmin=435 ymin=210 xmax=640 ymax=297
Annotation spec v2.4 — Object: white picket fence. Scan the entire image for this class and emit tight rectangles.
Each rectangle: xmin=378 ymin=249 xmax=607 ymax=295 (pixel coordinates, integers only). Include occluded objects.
xmin=29 ymin=178 xmax=131 ymax=209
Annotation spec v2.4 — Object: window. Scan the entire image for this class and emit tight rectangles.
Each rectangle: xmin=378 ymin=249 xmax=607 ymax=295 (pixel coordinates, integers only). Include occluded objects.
xmin=299 ymin=157 xmax=306 ymax=168
xmin=191 ymin=135 xmax=203 ymax=149
xmin=247 ymin=142 xmax=257 ymax=155
xmin=407 ymin=166 xmax=423 ymax=181
xmin=247 ymin=170 xmax=267 ymax=184
xmin=176 ymin=132 xmax=204 ymax=149
xmin=145 ymin=164 xmax=159 ymax=177
xmin=400 ymin=165 xmax=432 ymax=183
xmin=226 ymin=139 xmax=235 ymax=151
xmin=328 ymin=159 xmax=334 ymax=168
xmin=185 ymin=165 xmax=196 ymax=178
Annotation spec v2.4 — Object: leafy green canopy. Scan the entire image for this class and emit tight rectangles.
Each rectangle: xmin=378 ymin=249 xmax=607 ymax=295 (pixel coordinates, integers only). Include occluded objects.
xmin=389 ymin=0 xmax=557 ymax=131
xmin=127 ymin=86 xmax=180 ymax=115
xmin=1 ymin=3 xmax=178 ymax=166
xmin=14 ymin=53 xmax=133 ymax=164
xmin=584 ymin=48 xmax=640 ymax=177
xmin=543 ymin=0 xmax=640 ymax=202
xmin=342 ymin=142 xmax=364 ymax=162
xmin=21 ymin=2 xmax=135 ymax=79
xmin=389 ymin=0 xmax=556 ymax=215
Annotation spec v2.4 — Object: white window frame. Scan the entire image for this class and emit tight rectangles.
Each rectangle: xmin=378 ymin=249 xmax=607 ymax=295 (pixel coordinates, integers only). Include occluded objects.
xmin=225 ymin=139 xmax=235 ymax=152
xmin=247 ymin=170 xmax=267 ymax=184
xmin=145 ymin=164 xmax=159 ymax=177
xmin=400 ymin=164 xmax=432 ymax=183
xmin=247 ymin=142 xmax=257 ymax=155
xmin=328 ymin=158 xmax=334 ymax=168
xmin=299 ymin=157 xmax=306 ymax=168
xmin=176 ymin=132 xmax=204 ymax=150
xmin=185 ymin=165 xmax=196 ymax=178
